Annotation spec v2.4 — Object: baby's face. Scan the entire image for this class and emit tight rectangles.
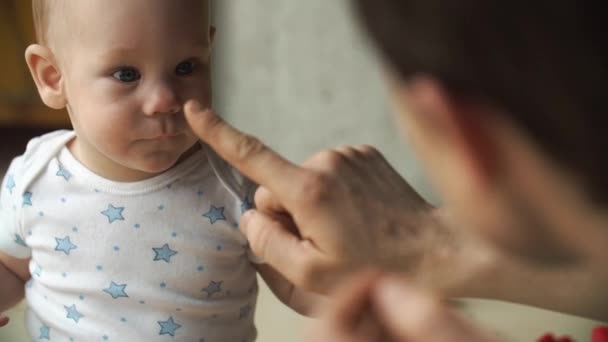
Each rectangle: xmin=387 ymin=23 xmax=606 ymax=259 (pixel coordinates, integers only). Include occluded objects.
xmin=59 ymin=0 xmax=212 ymax=177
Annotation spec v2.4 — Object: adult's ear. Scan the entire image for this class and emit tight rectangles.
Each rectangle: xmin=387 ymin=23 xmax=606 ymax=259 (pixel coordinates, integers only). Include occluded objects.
xmin=24 ymin=44 xmax=67 ymax=109
xmin=399 ymin=76 xmax=499 ymax=188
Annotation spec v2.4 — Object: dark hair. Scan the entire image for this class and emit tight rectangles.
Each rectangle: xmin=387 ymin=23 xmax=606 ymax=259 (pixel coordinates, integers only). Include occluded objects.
xmin=353 ymin=0 xmax=608 ymax=204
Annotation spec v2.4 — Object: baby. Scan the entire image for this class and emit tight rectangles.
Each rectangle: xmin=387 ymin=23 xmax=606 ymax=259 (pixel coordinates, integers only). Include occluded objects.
xmin=0 ymin=1 xmax=311 ymax=341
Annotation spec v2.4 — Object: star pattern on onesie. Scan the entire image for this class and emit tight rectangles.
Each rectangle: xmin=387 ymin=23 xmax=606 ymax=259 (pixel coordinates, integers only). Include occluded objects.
xmin=39 ymin=324 xmax=50 ymax=340
xmin=241 ymin=196 xmax=253 ymax=214
xmin=202 ymin=280 xmax=223 ymax=298
xmin=55 ymin=236 xmax=77 ymax=255
xmin=153 ymin=243 xmax=178 ymax=263
xmin=158 ymin=316 xmax=182 ymax=337
xmin=14 ymin=234 xmax=27 ymax=247
xmin=203 ymin=205 xmax=226 ymax=224
xmin=32 ymin=264 xmax=42 ymax=277
xmin=101 ymin=204 xmax=125 ymax=223
xmin=5 ymin=175 xmax=15 ymax=194
xmin=56 ymin=164 xmax=72 ymax=181
xmin=22 ymin=192 xmax=33 ymax=206
xmin=239 ymin=304 xmax=252 ymax=320
xmin=65 ymin=304 xmax=84 ymax=323
xmin=103 ymin=281 xmax=129 ymax=299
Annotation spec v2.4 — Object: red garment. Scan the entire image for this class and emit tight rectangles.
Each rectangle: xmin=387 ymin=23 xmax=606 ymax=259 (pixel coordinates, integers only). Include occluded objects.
xmin=537 ymin=326 xmax=608 ymax=342
xmin=537 ymin=333 xmax=573 ymax=342
xmin=593 ymin=327 xmax=608 ymax=342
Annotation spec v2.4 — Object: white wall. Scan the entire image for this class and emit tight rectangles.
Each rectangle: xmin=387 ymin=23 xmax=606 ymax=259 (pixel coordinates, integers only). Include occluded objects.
xmin=211 ymin=0 xmax=435 ymax=199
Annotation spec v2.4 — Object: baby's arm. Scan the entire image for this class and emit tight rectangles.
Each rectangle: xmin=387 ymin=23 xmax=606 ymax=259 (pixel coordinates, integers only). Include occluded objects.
xmin=256 ymin=264 xmax=327 ymax=317
xmin=0 ymin=253 xmax=30 ymax=323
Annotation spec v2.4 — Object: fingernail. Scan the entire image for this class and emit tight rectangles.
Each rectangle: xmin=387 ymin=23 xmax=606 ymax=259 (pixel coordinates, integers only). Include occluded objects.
xmin=185 ymin=100 xmax=202 ymax=114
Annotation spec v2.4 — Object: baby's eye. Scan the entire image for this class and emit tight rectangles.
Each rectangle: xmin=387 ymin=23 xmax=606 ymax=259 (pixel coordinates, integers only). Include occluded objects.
xmin=112 ymin=67 xmax=141 ymax=83
xmin=175 ymin=61 xmax=196 ymax=76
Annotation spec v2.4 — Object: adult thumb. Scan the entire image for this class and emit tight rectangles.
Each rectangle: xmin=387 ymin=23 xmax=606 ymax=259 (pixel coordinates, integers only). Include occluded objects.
xmin=241 ymin=209 xmax=316 ymax=285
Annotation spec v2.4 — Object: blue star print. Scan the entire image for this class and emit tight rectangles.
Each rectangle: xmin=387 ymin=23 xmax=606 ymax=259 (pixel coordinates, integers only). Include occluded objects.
xmin=55 ymin=236 xmax=77 ymax=255
xmin=101 ymin=204 xmax=125 ymax=223
xmin=241 ymin=196 xmax=253 ymax=214
xmin=203 ymin=205 xmax=226 ymax=224
xmin=56 ymin=164 xmax=72 ymax=181
xmin=202 ymin=280 xmax=223 ymax=298
xmin=65 ymin=304 xmax=84 ymax=323
xmin=5 ymin=175 xmax=15 ymax=194
xmin=103 ymin=281 xmax=129 ymax=299
xmin=239 ymin=304 xmax=252 ymax=319
xmin=14 ymin=234 xmax=26 ymax=247
xmin=39 ymin=324 xmax=50 ymax=339
xmin=22 ymin=192 xmax=33 ymax=206
xmin=33 ymin=264 xmax=42 ymax=277
xmin=158 ymin=316 xmax=182 ymax=337
xmin=153 ymin=243 xmax=178 ymax=263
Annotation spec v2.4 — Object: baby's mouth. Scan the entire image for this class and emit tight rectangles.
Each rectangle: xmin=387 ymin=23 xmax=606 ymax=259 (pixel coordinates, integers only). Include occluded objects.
xmin=148 ymin=133 xmax=183 ymax=141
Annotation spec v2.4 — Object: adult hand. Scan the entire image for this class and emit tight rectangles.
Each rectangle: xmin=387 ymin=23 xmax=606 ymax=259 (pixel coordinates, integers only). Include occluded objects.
xmin=185 ymin=101 xmax=465 ymax=294
xmin=310 ymin=272 xmax=497 ymax=342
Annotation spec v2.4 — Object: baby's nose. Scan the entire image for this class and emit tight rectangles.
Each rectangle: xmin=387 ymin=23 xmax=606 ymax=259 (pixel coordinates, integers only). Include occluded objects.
xmin=143 ymin=83 xmax=181 ymax=116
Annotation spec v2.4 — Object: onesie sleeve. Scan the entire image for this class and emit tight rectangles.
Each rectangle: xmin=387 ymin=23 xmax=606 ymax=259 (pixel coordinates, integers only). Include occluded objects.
xmin=205 ymin=145 xmax=265 ymax=264
xmin=0 ymin=156 xmax=31 ymax=258
xmin=234 ymin=170 xmax=264 ymax=264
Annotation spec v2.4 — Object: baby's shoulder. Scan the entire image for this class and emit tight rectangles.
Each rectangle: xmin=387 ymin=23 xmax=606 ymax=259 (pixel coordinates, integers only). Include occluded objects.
xmin=5 ymin=130 xmax=75 ymax=197
xmin=204 ymin=145 xmax=257 ymax=202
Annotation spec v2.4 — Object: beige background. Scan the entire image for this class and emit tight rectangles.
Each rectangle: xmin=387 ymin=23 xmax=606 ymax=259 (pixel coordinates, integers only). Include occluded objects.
xmin=1 ymin=1 xmax=606 ymax=341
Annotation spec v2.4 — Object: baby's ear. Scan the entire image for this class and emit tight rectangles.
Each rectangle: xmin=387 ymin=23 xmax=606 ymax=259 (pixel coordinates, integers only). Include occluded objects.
xmin=24 ymin=44 xmax=67 ymax=110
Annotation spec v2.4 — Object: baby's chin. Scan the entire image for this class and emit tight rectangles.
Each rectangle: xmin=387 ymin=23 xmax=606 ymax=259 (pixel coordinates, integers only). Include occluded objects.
xmin=133 ymin=155 xmax=184 ymax=175
xmin=132 ymin=145 xmax=200 ymax=175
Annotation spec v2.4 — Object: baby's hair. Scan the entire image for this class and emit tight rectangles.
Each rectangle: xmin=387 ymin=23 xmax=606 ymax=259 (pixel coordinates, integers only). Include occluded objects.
xmin=32 ymin=0 xmax=65 ymax=46
xmin=31 ymin=0 xmax=50 ymax=44
xmin=32 ymin=0 xmax=210 ymax=46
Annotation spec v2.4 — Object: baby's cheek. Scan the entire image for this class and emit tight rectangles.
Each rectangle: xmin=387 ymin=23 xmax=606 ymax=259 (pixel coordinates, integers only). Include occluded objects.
xmin=92 ymin=125 xmax=134 ymax=159
xmin=182 ymin=79 xmax=212 ymax=107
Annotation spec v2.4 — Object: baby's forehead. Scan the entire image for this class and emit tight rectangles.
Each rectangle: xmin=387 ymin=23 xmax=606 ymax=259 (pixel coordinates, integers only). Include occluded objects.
xmin=45 ymin=0 xmax=210 ymax=50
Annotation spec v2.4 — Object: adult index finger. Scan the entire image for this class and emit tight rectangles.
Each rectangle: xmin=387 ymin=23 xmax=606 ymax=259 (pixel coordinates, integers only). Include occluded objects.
xmin=185 ymin=100 xmax=305 ymax=198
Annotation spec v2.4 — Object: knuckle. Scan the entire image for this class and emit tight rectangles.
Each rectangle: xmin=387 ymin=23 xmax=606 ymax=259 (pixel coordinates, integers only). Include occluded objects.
xmin=235 ymin=134 xmax=265 ymax=163
xmin=321 ymin=150 xmax=348 ymax=168
xmin=334 ymin=145 xmax=356 ymax=156
xmin=196 ymin=110 xmax=223 ymax=138
xmin=357 ymin=144 xmax=380 ymax=157
xmin=299 ymin=173 xmax=332 ymax=203
xmin=203 ymin=110 xmax=224 ymax=130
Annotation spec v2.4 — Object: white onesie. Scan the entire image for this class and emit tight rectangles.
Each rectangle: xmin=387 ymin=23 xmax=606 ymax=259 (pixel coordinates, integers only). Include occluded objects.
xmin=0 ymin=130 xmax=259 ymax=342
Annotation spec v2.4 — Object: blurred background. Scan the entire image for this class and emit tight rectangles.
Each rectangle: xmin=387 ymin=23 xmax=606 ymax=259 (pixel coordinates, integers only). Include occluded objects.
xmin=0 ymin=0 xmax=604 ymax=340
